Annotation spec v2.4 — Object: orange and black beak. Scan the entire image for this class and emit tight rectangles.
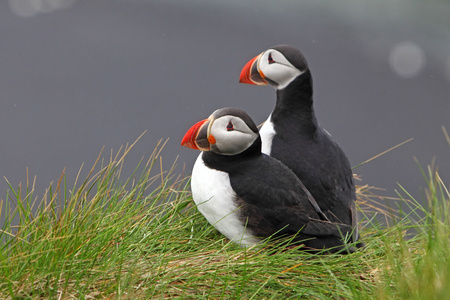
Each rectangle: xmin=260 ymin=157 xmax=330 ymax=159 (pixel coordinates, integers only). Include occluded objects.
xmin=181 ymin=117 xmax=216 ymax=151
xmin=239 ymin=53 xmax=268 ymax=85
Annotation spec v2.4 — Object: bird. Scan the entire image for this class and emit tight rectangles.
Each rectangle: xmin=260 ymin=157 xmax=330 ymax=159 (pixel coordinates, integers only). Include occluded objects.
xmin=181 ymin=107 xmax=354 ymax=253
xmin=239 ymin=45 xmax=360 ymax=244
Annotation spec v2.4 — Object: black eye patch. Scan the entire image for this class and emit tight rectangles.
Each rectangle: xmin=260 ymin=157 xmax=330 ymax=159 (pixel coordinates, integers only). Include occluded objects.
xmin=268 ymin=53 xmax=275 ymax=64
xmin=226 ymin=121 xmax=234 ymax=131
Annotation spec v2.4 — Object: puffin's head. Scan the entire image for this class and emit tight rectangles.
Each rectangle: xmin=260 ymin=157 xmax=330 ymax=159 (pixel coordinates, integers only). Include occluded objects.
xmin=239 ymin=44 xmax=309 ymax=90
xmin=181 ymin=107 xmax=259 ymax=156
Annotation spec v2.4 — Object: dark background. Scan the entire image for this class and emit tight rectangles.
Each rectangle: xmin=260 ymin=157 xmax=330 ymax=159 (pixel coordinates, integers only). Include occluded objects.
xmin=1 ymin=0 xmax=449 ymax=217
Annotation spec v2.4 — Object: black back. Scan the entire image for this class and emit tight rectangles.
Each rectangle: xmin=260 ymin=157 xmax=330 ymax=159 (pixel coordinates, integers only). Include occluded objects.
xmin=269 ymin=61 xmax=357 ymax=233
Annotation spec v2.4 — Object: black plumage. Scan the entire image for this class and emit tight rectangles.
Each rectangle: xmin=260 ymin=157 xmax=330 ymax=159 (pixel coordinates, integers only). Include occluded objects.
xmin=270 ymin=69 xmax=356 ymax=228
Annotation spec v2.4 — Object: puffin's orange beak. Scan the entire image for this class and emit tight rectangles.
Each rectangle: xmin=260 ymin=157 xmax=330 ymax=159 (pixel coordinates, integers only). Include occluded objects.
xmin=181 ymin=118 xmax=213 ymax=151
xmin=239 ymin=53 xmax=267 ymax=85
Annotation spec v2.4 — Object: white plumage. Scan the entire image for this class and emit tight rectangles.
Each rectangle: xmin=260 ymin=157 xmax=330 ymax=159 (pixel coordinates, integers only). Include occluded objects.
xmin=259 ymin=114 xmax=276 ymax=156
xmin=191 ymin=153 xmax=260 ymax=246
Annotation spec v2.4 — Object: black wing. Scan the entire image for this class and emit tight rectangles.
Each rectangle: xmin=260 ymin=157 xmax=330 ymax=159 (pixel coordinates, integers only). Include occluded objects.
xmin=271 ymin=128 xmax=356 ymax=226
xmin=228 ymin=155 xmax=351 ymax=242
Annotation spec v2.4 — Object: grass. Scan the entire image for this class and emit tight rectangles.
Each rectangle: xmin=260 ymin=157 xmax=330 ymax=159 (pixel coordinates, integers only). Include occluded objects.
xmin=0 ymin=138 xmax=449 ymax=299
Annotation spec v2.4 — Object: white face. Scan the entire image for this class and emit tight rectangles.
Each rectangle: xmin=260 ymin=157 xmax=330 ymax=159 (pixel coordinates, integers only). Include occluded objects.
xmin=209 ymin=115 xmax=258 ymax=155
xmin=258 ymin=49 xmax=303 ymax=90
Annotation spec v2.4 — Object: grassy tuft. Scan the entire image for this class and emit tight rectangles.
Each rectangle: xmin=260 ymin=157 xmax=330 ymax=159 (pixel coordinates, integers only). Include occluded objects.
xmin=0 ymin=139 xmax=449 ymax=299
xmin=373 ymin=162 xmax=450 ymax=300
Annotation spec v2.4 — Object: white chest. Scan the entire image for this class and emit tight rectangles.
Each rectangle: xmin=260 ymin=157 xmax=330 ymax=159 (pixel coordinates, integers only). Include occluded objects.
xmin=190 ymin=153 xmax=260 ymax=246
xmin=259 ymin=115 xmax=276 ymax=155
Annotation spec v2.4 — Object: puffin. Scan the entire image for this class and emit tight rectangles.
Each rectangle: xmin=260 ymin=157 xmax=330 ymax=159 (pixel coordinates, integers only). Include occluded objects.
xmin=239 ymin=45 xmax=360 ymax=243
xmin=181 ymin=107 xmax=354 ymax=252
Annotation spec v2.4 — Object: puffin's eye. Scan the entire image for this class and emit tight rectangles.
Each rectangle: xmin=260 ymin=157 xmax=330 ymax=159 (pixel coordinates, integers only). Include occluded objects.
xmin=268 ymin=53 xmax=275 ymax=64
xmin=226 ymin=121 xmax=234 ymax=131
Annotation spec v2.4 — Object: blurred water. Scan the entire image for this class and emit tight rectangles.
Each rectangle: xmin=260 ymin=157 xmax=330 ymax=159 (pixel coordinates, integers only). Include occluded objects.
xmin=1 ymin=0 xmax=449 ymax=223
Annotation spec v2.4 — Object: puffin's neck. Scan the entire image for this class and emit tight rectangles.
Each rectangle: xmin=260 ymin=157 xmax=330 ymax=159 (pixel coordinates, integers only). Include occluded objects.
xmin=202 ymin=137 xmax=262 ymax=173
xmin=271 ymin=70 xmax=319 ymax=133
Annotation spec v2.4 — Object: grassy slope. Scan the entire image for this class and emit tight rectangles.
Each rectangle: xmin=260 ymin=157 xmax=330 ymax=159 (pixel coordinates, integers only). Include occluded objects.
xmin=0 ymin=141 xmax=449 ymax=299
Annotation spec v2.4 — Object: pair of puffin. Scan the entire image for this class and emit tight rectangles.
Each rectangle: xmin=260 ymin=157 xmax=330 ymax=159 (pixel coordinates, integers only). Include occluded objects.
xmin=181 ymin=45 xmax=359 ymax=253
